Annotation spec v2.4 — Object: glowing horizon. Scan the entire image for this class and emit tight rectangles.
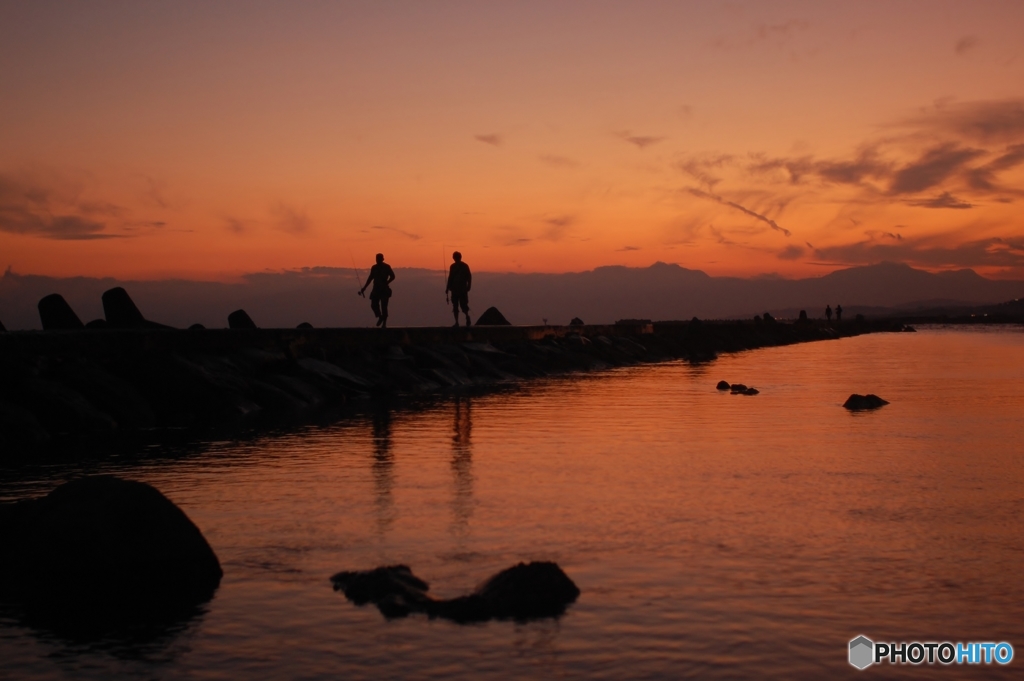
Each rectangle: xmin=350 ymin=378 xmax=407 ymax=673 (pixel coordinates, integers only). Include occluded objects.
xmin=2 ymin=1 xmax=1023 ymax=281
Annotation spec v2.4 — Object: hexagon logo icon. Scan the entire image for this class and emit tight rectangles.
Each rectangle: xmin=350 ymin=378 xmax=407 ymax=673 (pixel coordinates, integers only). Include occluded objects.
xmin=849 ymin=635 xmax=874 ymax=670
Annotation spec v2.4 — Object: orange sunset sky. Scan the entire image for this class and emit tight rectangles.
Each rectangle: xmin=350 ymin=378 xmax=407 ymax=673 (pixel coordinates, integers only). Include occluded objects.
xmin=2 ymin=1 xmax=1024 ymax=281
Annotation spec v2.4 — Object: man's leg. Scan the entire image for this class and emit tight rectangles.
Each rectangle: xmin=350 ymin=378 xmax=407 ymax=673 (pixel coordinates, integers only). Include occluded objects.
xmin=452 ymin=297 xmax=460 ymax=326
xmin=371 ymin=297 xmax=382 ymax=324
xmin=380 ymin=296 xmax=389 ymax=328
xmin=461 ymin=296 xmax=471 ymax=327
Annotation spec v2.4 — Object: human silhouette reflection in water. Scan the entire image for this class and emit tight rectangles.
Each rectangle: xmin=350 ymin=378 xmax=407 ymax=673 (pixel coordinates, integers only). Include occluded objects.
xmin=370 ymin=407 xmax=396 ymax=536
xmin=449 ymin=397 xmax=475 ymax=537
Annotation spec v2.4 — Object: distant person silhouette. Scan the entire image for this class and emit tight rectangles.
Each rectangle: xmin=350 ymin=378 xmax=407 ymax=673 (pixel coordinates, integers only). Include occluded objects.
xmin=446 ymin=251 xmax=472 ymax=327
xmin=359 ymin=253 xmax=395 ymax=328
xmin=825 ymin=304 xmax=832 ymax=322
xmin=835 ymin=304 xmax=843 ymax=322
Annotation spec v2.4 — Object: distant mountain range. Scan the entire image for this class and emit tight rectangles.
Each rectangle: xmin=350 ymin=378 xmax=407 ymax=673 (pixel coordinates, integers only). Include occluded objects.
xmin=1 ymin=262 xmax=1022 ymax=330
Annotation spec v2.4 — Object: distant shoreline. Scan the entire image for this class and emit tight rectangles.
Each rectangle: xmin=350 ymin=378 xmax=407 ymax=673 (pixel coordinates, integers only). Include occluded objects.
xmin=0 ymin=317 xmax=965 ymax=459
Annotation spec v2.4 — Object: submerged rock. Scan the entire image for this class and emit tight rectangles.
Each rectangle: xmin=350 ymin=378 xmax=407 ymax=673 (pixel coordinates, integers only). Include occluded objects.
xmin=330 ymin=561 xmax=579 ymax=623
xmin=475 ymin=307 xmax=511 ymax=326
xmin=843 ymin=394 xmax=889 ymax=410
xmin=569 ymin=317 xmax=584 ymax=326
xmin=330 ymin=565 xmax=432 ymax=618
xmin=467 ymin=561 xmax=581 ymax=620
xmin=0 ymin=476 xmax=222 ymax=611
xmin=716 ymin=380 xmax=731 ymax=390
xmin=228 ymin=309 xmax=258 ymax=329
xmin=38 ymin=294 xmax=84 ymax=330
xmin=297 ymin=322 xmax=314 ymax=329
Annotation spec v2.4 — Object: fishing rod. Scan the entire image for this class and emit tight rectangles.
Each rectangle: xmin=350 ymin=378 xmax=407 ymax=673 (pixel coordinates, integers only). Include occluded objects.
xmin=442 ymin=243 xmax=449 ymax=304
xmin=350 ymin=254 xmax=365 ymax=298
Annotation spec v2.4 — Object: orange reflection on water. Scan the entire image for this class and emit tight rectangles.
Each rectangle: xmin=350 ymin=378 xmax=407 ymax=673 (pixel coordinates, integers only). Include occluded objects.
xmin=2 ymin=327 xmax=1023 ymax=679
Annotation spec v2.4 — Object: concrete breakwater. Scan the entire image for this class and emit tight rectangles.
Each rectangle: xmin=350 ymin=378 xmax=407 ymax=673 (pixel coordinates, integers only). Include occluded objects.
xmin=0 ymin=319 xmax=903 ymax=454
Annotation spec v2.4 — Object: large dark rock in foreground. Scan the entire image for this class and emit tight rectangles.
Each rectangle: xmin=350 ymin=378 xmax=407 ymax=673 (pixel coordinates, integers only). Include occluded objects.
xmin=843 ymin=394 xmax=889 ymax=410
xmin=0 ymin=476 xmax=222 ymax=612
xmin=37 ymin=294 xmax=84 ymax=330
xmin=331 ymin=561 xmax=579 ymax=623
xmin=0 ymin=318 xmax=6 ymax=332
xmin=475 ymin=306 xmax=511 ymax=326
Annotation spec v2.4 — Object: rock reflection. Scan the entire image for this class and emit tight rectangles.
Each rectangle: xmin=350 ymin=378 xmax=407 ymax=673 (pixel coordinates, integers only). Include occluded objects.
xmin=450 ymin=397 xmax=475 ymax=537
xmin=5 ymin=600 xmax=208 ymax=663
xmin=370 ymin=407 xmax=395 ymax=536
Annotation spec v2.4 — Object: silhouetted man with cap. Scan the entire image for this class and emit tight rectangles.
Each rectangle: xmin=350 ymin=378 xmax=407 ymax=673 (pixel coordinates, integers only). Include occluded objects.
xmin=359 ymin=253 xmax=395 ymax=328
xmin=446 ymin=251 xmax=472 ymax=327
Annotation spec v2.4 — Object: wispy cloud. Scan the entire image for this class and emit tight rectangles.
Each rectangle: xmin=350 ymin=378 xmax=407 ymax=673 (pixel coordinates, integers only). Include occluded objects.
xmin=754 ymin=19 xmax=810 ymax=40
xmin=903 ymin=98 xmax=1024 ymax=145
xmin=777 ymin=244 xmax=805 ymax=260
xmin=541 ymin=214 xmax=575 ymax=241
xmin=814 ymin=235 xmax=1024 ymax=269
xmin=370 ymin=224 xmax=421 ymax=240
xmin=271 ymin=203 xmax=312 ymax=234
xmin=224 ymin=217 xmax=249 ymax=234
xmin=746 ymin=100 xmax=1024 ymax=197
xmin=0 ymin=171 xmax=129 ymax=240
xmin=687 ymin=188 xmax=792 ymax=237
xmin=909 ymin=192 xmax=973 ymax=209
xmin=712 ymin=19 xmax=811 ymax=51
xmin=615 ymin=130 xmax=666 ymax=150
xmin=725 ymin=100 xmax=1024 ymax=225
xmin=140 ymin=175 xmax=170 ymax=209
xmin=539 ymin=154 xmax=579 ymax=168
xmin=617 ymin=245 xmax=640 ymax=252
xmin=122 ymin=220 xmax=167 ymax=231
xmin=888 ymin=143 xmax=985 ymax=195
xmin=708 ymin=224 xmax=739 ymax=247
xmin=966 ymin=143 xmax=1024 ymax=192
xmin=679 ymin=153 xmax=735 ymax=189
xmin=474 ymin=133 xmax=503 ymax=147
xmin=747 ymin=148 xmax=890 ymax=186
xmin=858 ymin=230 xmax=903 ymax=243
xmin=954 ymin=36 xmax=980 ymax=56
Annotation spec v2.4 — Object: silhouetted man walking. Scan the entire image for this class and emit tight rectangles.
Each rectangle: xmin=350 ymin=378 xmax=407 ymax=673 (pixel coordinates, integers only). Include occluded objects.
xmin=825 ymin=304 xmax=832 ymax=322
xmin=359 ymin=253 xmax=395 ymax=328
xmin=446 ymin=251 xmax=472 ymax=327
xmin=835 ymin=304 xmax=843 ymax=322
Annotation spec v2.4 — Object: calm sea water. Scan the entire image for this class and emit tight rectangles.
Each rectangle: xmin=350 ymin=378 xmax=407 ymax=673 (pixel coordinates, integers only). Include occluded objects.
xmin=2 ymin=326 xmax=1022 ymax=680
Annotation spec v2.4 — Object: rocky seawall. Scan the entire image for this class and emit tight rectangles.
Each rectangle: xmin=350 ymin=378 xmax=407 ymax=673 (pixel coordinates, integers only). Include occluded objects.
xmin=0 ymin=318 xmax=906 ymax=455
